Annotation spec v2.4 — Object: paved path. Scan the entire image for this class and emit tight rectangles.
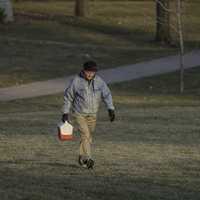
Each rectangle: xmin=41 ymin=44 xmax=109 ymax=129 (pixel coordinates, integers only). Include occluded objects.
xmin=0 ymin=50 xmax=200 ymax=101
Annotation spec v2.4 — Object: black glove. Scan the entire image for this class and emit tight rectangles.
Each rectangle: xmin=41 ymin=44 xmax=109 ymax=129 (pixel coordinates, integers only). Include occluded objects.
xmin=62 ymin=113 xmax=69 ymax=123
xmin=108 ymin=109 xmax=115 ymax=122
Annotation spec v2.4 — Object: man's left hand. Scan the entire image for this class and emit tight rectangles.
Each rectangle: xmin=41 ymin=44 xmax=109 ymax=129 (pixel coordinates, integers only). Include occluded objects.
xmin=108 ymin=109 xmax=115 ymax=122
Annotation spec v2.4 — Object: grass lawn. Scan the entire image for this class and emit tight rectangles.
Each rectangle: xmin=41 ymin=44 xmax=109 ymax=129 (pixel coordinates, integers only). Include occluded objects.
xmin=0 ymin=67 xmax=200 ymax=199
xmin=2 ymin=0 xmax=200 ymax=87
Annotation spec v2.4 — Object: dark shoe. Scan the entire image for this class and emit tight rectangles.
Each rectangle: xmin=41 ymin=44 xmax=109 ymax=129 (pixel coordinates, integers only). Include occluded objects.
xmin=78 ymin=156 xmax=87 ymax=168
xmin=86 ymin=159 xmax=94 ymax=169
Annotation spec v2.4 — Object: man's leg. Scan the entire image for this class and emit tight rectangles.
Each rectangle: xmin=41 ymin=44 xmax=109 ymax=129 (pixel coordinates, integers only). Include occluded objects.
xmin=74 ymin=114 xmax=96 ymax=168
xmin=75 ymin=114 xmax=92 ymax=160
xmin=86 ymin=115 xmax=96 ymax=136
xmin=85 ymin=115 xmax=96 ymax=169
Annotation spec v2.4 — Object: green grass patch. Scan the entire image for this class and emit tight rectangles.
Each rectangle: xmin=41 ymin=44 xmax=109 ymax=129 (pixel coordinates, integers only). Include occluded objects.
xmin=12 ymin=0 xmax=200 ymax=44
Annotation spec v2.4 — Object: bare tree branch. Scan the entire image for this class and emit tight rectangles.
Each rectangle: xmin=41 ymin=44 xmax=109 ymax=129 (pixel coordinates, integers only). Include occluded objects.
xmin=155 ymin=0 xmax=176 ymax=14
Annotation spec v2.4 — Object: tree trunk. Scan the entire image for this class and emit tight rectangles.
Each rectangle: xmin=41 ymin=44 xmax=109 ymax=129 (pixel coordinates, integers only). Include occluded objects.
xmin=0 ymin=0 xmax=14 ymax=22
xmin=156 ymin=0 xmax=171 ymax=44
xmin=176 ymin=0 xmax=184 ymax=93
xmin=75 ymin=0 xmax=89 ymax=17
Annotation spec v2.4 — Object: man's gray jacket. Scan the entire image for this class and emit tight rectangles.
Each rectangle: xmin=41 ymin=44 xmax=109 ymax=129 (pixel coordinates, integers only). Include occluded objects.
xmin=63 ymin=72 xmax=114 ymax=115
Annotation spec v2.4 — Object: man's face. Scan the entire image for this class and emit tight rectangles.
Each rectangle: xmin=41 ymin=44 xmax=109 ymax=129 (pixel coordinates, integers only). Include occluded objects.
xmin=84 ymin=70 xmax=96 ymax=81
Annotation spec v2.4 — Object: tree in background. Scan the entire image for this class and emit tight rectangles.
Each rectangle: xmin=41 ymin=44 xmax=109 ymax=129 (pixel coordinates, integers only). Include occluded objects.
xmin=176 ymin=0 xmax=184 ymax=93
xmin=155 ymin=0 xmax=171 ymax=44
xmin=75 ymin=0 xmax=89 ymax=17
xmin=155 ymin=0 xmax=185 ymax=93
xmin=0 ymin=0 xmax=14 ymax=23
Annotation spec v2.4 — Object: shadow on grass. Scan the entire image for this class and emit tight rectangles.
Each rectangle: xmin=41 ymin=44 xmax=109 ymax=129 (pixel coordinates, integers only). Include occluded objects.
xmin=14 ymin=12 xmax=157 ymax=47
xmin=15 ymin=11 xmax=200 ymax=50
xmin=64 ymin=16 xmax=154 ymax=45
xmin=0 ymin=160 xmax=79 ymax=168
xmin=0 ymin=166 xmax=199 ymax=200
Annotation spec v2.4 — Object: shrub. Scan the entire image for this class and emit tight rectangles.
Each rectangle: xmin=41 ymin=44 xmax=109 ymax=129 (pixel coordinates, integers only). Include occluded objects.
xmin=0 ymin=7 xmax=6 ymax=23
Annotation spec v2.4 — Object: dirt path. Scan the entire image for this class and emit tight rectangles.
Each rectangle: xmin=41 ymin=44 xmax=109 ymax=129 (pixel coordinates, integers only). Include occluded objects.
xmin=0 ymin=50 xmax=200 ymax=101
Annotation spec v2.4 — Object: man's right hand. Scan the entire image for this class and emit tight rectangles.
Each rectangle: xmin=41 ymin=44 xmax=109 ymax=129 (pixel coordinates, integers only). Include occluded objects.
xmin=62 ymin=113 xmax=69 ymax=123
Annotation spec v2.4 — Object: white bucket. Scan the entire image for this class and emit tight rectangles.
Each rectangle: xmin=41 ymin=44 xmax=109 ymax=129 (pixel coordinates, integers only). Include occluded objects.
xmin=57 ymin=121 xmax=73 ymax=141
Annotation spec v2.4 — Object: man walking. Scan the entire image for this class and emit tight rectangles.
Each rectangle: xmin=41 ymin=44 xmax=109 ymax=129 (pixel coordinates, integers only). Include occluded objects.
xmin=62 ymin=61 xmax=115 ymax=169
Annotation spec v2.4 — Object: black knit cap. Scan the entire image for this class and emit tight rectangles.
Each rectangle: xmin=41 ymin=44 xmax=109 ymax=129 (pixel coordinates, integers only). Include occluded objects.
xmin=83 ymin=60 xmax=98 ymax=72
